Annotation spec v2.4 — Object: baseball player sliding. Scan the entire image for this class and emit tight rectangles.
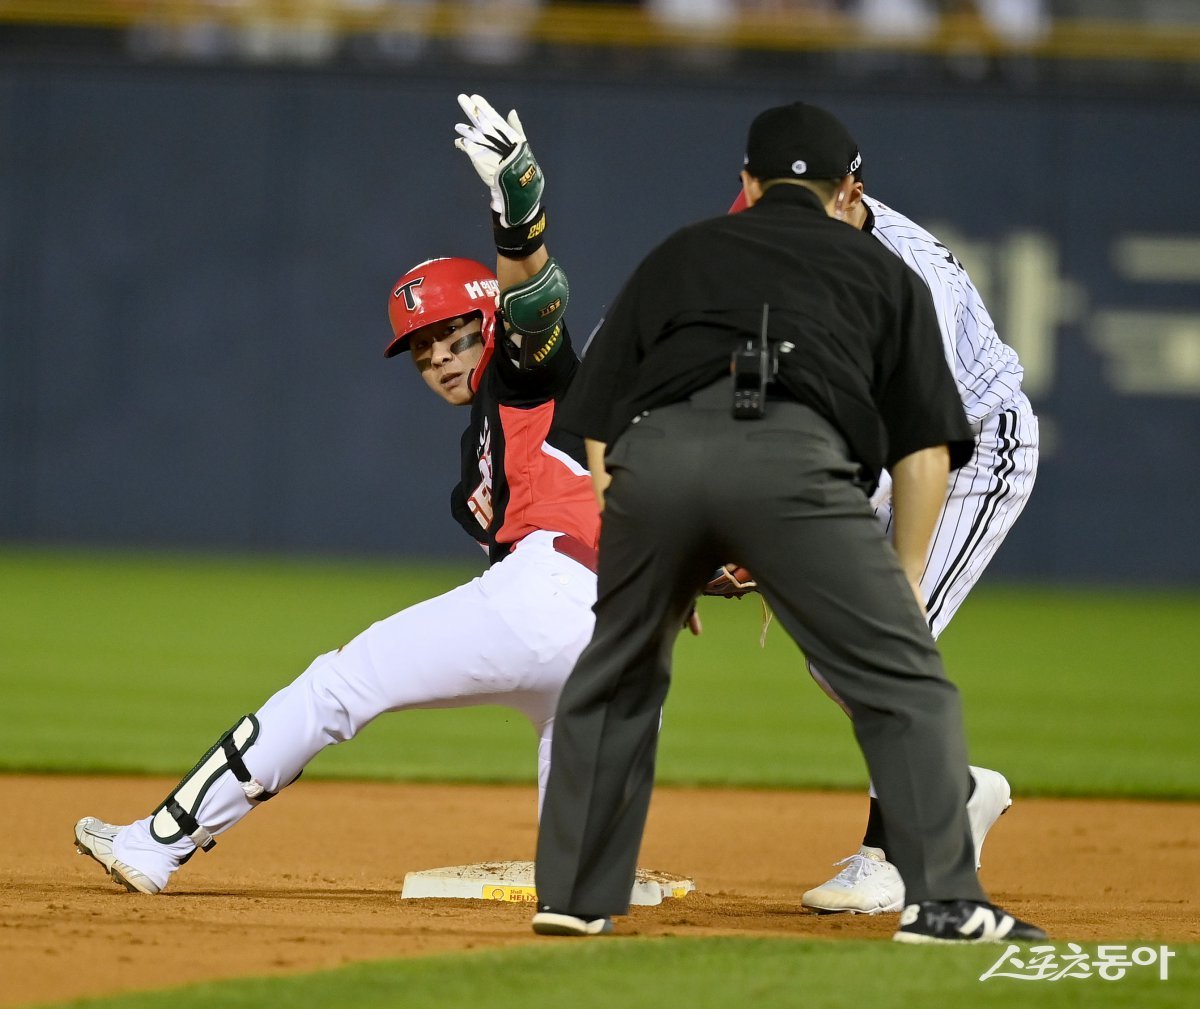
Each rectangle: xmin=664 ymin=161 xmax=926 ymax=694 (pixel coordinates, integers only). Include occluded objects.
xmin=726 ymin=173 xmax=1039 ymax=915
xmin=74 ymin=94 xmax=602 ymax=895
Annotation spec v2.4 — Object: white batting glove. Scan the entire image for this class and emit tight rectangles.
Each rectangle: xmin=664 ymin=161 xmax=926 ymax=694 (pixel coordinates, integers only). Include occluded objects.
xmin=454 ymin=93 xmax=544 ymax=227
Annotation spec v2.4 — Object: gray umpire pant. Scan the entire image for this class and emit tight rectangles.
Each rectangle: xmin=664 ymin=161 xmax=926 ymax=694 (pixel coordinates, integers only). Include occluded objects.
xmin=535 ymin=380 xmax=986 ymax=916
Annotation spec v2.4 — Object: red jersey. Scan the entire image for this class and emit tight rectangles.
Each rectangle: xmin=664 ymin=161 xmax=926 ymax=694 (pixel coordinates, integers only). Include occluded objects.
xmin=450 ymin=324 xmax=600 ymax=563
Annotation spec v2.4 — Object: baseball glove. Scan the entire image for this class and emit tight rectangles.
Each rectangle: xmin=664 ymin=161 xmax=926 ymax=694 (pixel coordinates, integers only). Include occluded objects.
xmin=703 ymin=564 xmax=758 ymax=598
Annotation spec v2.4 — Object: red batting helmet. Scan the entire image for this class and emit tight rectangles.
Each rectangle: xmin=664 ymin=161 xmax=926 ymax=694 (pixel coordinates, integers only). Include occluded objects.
xmin=384 ymin=257 xmax=500 ymax=358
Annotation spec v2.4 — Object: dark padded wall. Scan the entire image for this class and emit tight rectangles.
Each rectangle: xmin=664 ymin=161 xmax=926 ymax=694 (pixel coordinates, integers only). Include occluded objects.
xmin=1 ymin=62 xmax=1197 ymax=580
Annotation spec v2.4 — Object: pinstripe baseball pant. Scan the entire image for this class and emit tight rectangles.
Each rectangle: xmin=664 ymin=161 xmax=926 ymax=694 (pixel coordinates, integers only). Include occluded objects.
xmin=877 ymin=396 xmax=1039 ymax=638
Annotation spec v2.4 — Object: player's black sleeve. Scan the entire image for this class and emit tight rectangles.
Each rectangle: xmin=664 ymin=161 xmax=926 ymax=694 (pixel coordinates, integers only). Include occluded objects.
xmin=490 ymin=321 xmax=578 ymax=408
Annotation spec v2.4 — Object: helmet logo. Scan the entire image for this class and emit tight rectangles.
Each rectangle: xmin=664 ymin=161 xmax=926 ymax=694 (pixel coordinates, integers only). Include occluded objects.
xmin=394 ymin=277 xmax=425 ymax=311
xmin=465 ymin=278 xmax=500 ymax=300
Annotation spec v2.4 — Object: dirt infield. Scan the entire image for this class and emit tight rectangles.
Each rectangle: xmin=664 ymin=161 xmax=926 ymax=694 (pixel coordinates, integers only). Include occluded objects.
xmin=3 ymin=775 xmax=1197 ymax=1008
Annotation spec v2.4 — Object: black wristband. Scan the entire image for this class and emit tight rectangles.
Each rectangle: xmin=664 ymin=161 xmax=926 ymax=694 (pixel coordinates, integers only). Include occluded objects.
xmin=492 ymin=208 xmax=547 ymax=259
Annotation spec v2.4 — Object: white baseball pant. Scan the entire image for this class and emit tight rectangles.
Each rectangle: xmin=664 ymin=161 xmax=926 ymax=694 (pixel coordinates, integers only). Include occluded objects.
xmin=114 ymin=529 xmax=597 ymax=890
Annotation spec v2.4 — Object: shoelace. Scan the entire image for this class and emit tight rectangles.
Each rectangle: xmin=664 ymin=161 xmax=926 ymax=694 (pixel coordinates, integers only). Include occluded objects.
xmin=829 ymin=852 xmax=883 ymax=884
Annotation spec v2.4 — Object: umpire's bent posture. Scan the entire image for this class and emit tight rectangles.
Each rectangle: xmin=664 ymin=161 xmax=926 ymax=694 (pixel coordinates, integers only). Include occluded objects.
xmin=532 ymin=103 xmax=1045 ymax=945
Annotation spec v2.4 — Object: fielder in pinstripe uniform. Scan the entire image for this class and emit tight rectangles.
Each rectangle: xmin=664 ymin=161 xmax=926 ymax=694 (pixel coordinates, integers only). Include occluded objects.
xmin=798 ymin=192 xmax=1039 ymax=914
xmin=731 ymin=179 xmax=1038 ymax=914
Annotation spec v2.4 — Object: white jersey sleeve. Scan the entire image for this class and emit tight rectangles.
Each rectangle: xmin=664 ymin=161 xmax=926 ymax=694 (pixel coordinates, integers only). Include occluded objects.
xmin=863 ymin=195 xmax=1026 ymax=427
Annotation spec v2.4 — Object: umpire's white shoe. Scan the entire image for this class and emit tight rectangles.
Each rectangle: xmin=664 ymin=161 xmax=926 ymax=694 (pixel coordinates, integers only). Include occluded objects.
xmin=531 ymin=910 xmax=614 ymax=936
xmin=966 ymin=766 xmax=1012 ymax=868
xmin=802 ymin=845 xmax=904 ymax=914
xmin=74 ymin=817 xmax=161 ymax=895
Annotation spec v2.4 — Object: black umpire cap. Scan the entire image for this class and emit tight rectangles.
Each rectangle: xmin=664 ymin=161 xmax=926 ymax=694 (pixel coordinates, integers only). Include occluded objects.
xmin=744 ymin=102 xmax=863 ymax=182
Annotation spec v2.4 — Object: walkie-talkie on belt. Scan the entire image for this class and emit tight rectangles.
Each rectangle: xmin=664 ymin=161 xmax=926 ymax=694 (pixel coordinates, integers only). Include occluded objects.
xmin=732 ymin=303 xmax=774 ymax=420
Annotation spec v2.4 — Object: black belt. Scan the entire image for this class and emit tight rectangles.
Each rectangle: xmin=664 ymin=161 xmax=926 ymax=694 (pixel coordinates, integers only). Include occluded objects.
xmin=688 ymin=376 xmax=796 ymax=409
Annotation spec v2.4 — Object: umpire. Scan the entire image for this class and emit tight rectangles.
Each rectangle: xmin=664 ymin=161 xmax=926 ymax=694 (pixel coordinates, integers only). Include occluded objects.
xmin=532 ymin=102 xmax=1044 ymax=944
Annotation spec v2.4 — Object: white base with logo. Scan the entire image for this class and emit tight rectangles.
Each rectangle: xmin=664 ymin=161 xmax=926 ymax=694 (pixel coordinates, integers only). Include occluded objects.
xmin=400 ymin=859 xmax=695 ymax=906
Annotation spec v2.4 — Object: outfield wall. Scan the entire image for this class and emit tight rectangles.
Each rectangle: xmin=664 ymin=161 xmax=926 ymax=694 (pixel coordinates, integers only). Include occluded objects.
xmin=1 ymin=59 xmax=1197 ymax=582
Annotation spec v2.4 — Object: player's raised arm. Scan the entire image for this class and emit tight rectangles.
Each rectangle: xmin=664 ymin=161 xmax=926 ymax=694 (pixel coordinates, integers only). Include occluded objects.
xmin=454 ymin=93 xmax=567 ymax=371
xmin=453 ymin=92 xmax=548 ymax=283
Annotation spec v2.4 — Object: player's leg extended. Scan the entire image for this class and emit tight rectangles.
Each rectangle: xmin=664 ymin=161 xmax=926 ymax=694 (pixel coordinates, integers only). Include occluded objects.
xmin=77 ymin=540 xmax=595 ymax=893
xmin=368 ymin=529 xmax=597 ymax=816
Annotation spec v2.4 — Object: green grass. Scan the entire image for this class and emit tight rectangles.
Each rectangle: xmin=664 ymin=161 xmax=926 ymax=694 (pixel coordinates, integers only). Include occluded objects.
xmin=6 ymin=546 xmax=1198 ymax=1009
xmin=35 ymin=938 xmax=1200 ymax=1009
xmin=1 ymin=546 xmax=1198 ymax=797
xmin=934 ymin=588 xmax=1200 ymax=798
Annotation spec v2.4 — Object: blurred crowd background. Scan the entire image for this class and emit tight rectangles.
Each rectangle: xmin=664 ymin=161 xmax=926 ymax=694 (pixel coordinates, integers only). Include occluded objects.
xmin=5 ymin=1 xmax=1199 ymax=81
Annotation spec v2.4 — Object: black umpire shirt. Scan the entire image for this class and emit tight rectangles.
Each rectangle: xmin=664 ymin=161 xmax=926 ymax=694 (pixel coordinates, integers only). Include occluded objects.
xmin=558 ymin=185 xmax=973 ymax=486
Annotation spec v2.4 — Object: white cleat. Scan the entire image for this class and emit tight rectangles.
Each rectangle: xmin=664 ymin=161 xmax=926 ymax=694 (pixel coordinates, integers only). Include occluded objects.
xmin=802 ymin=846 xmax=904 ymax=914
xmin=804 ymin=768 xmax=1013 ymax=915
xmin=73 ymin=817 xmax=161 ymax=895
xmin=966 ymin=765 xmax=1012 ymax=869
